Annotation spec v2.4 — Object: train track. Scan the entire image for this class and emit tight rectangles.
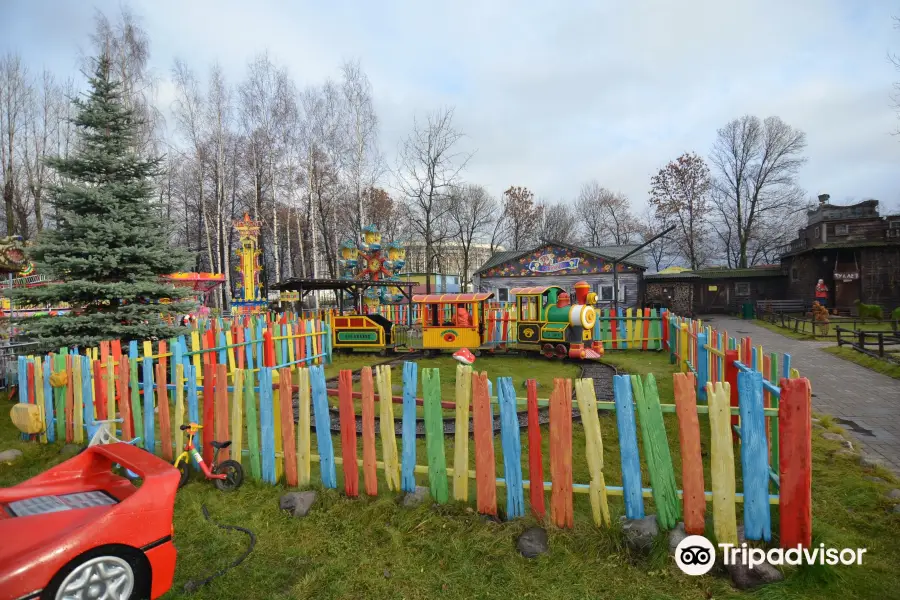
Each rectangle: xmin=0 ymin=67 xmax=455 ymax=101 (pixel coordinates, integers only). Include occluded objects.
xmin=292 ymin=353 xmax=619 ymax=437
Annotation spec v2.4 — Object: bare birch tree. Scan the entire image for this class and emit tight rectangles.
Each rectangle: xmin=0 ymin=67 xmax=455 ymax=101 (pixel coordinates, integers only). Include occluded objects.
xmin=448 ymin=183 xmax=496 ymax=289
xmin=396 ymin=107 xmax=470 ymax=292
xmin=710 ymin=115 xmax=807 ymax=267
xmin=574 ymin=181 xmax=639 ymax=246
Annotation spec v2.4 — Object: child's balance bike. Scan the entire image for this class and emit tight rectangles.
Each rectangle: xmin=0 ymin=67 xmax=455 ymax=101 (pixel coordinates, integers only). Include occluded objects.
xmin=174 ymin=423 xmax=244 ymax=492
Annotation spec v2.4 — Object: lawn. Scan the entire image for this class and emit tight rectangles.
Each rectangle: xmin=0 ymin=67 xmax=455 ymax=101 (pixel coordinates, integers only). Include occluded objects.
xmin=821 ymin=346 xmax=900 ymax=380
xmin=2 ymin=352 xmax=899 ymax=599
xmin=755 ymin=316 xmax=897 ymax=341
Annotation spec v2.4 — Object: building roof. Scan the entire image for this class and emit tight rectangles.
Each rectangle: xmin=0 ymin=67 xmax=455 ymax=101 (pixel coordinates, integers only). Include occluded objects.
xmin=645 ymin=266 xmax=784 ymax=282
xmin=474 ymin=241 xmax=646 ymax=275
xmin=779 ymin=239 xmax=900 ymax=258
xmin=412 ymin=292 xmax=493 ymax=303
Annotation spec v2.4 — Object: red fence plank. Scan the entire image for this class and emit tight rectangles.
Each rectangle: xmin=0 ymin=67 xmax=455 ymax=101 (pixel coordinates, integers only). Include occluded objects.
xmin=202 ymin=363 xmax=215 ymax=463
xmin=94 ymin=359 xmax=107 ymax=421
xmin=156 ymin=362 xmax=173 ymax=461
xmin=338 ymin=370 xmax=359 ymax=497
xmin=472 ymin=371 xmax=497 ymax=516
xmin=360 ymin=367 xmax=378 ymax=496
xmin=725 ymin=349 xmax=739 ymax=433
xmin=526 ymin=378 xmax=545 ymax=519
xmin=214 ymin=363 xmax=229 ymax=462
xmin=779 ymin=377 xmax=812 ymax=549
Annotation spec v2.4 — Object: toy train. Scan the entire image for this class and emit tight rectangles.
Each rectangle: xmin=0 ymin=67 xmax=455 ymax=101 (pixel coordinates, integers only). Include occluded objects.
xmin=329 ymin=281 xmax=603 ymax=360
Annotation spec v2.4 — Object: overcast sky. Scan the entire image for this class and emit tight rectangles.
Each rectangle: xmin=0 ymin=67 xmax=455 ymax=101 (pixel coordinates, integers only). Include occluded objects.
xmin=3 ymin=0 xmax=900 ymax=213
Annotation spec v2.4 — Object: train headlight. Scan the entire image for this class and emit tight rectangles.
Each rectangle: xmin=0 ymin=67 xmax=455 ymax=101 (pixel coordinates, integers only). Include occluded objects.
xmin=568 ymin=305 xmax=597 ymax=329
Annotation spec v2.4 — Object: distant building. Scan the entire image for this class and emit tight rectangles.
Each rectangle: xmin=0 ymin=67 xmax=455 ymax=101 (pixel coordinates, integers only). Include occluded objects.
xmin=645 ymin=266 xmax=786 ymax=315
xmin=472 ymin=241 xmax=647 ymax=308
xmin=778 ymin=195 xmax=900 ymax=311
xmin=397 ymin=272 xmax=461 ymax=294
xmin=404 ymin=241 xmax=502 ymax=291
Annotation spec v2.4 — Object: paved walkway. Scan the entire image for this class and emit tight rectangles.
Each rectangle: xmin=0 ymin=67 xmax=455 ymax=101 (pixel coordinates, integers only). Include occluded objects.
xmin=701 ymin=315 xmax=900 ymax=473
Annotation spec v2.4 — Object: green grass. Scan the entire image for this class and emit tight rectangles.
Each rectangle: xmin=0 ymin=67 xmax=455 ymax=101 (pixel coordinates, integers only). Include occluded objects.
xmin=2 ymin=353 xmax=899 ymax=599
xmin=821 ymin=346 xmax=900 ymax=380
xmin=755 ymin=317 xmax=898 ymax=341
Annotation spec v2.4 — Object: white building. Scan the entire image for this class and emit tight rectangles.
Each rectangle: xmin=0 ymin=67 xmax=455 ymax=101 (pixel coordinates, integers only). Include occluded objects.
xmin=404 ymin=241 xmax=503 ymax=291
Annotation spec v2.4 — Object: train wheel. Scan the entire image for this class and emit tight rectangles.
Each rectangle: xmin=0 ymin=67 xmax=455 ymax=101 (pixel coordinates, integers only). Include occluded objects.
xmin=542 ymin=343 xmax=555 ymax=359
xmin=555 ymin=344 xmax=568 ymax=358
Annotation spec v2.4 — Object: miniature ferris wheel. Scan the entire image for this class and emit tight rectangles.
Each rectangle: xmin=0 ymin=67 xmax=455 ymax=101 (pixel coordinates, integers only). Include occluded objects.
xmin=338 ymin=225 xmax=407 ymax=309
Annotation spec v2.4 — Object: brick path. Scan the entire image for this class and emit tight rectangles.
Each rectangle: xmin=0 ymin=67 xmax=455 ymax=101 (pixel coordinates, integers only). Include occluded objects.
xmin=702 ymin=315 xmax=900 ymax=473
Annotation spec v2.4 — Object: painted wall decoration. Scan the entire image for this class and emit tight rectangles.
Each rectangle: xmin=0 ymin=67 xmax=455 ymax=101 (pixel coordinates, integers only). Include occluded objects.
xmin=482 ymin=245 xmax=637 ymax=278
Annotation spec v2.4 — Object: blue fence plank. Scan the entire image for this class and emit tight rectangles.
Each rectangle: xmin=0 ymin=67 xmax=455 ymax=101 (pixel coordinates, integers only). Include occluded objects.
xmin=613 ymin=374 xmax=645 ymax=519
xmin=142 ymin=356 xmax=155 ymax=453
xmin=498 ymin=377 xmax=525 ymax=519
xmin=401 ymin=361 xmax=419 ymax=493
xmin=738 ymin=370 xmax=772 ymax=542
xmin=259 ymin=368 xmax=276 ymax=484
xmin=309 ymin=364 xmax=337 ymax=488
xmin=80 ymin=357 xmax=92 ymax=437
xmin=697 ymin=332 xmax=709 ymax=402
xmin=782 ymin=353 xmax=792 ymax=378
xmin=218 ymin=330 xmax=227 ymax=366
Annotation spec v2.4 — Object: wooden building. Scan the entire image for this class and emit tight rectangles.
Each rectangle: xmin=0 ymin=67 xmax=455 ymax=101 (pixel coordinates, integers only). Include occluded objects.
xmin=645 ymin=266 xmax=786 ymax=316
xmin=778 ymin=196 xmax=900 ymax=312
xmin=472 ymin=241 xmax=647 ymax=308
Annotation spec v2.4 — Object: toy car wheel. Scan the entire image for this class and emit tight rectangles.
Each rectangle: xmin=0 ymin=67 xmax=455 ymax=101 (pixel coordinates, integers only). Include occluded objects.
xmin=45 ymin=546 xmax=150 ymax=600
xmin=213 ymin=459 xmax=244 ymax=492
xmin=175 ymin=460 xmax=190 ymax=488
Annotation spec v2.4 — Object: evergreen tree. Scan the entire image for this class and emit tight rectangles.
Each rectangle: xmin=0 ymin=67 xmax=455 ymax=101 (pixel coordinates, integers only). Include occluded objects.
xmin=10 ymin=56 xmax=193 ymax=350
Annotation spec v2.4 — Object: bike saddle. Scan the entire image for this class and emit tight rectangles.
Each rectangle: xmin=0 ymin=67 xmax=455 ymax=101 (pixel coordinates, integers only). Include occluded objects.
xmin=210 ymin=440 xmax=232 ymax=449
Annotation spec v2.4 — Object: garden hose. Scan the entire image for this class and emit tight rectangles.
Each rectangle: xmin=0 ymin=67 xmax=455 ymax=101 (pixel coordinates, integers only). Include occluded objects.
xmin=183 ymin=504 xmax=257 ymax=593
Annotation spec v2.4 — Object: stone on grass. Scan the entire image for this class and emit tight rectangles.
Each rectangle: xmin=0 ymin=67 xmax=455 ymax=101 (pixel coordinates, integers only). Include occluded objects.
xmin=893 ymin=505 xmax=900 ymax=514
xmin=60 ymin=443 xmax=81 ymax=456
xmin=280 ymin=491 xmax=317 ymax=518
xmin=668 ymin=522 xmax=687 ymax=553
xmin=620 ymin=514 xmax=658 ymax=553
xmin=864 ymin=476 xmax=886 ymax=483
xmin=886 ymin=489 xmax=900 ymax=500
xmin=841 ymin=440 xmax=853 ymax=450
xmin=811 ymin=418 xmax=821 ymax=424
xmin=813 ymin=424 xmax=825 ymax=430
xmin=516 ymin=526 xmax=549 ymax=558
xmin=0 ymin=449 xmax=23 ymax=463
xmin=860 ymin=455 xmax=885 ymax=470
xmin=401 ymin=486 xmax=430 ymax=507
xmin=726 ymin=561 xmax=784 ymax=589
xmin=821 ymin=432 xmax=844 ymax=442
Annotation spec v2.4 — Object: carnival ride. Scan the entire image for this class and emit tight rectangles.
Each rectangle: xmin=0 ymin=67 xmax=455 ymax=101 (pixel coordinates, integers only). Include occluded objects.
xmin=338 ymin=224 xmax=407 ymax=311
xmin=231 ymin=212 xmax=268 ymax=316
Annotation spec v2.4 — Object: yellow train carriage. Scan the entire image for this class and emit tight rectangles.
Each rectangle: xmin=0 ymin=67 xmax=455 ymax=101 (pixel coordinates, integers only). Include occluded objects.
xmin=412 ymin=292 xmax=494 ymax=353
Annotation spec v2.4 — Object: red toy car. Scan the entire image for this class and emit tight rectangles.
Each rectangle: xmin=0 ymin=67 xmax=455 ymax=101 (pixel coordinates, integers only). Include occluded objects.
xmin=0 ymin=443 xmax=180 ymax=600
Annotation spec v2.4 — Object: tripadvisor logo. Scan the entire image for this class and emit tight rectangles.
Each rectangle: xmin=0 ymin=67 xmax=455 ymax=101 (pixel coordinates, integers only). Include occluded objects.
xmin=674 ymin=535 xmax=867 ymax=576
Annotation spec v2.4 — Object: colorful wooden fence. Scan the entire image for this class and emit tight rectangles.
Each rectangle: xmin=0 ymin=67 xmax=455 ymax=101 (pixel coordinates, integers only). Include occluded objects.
xmin=15 ymin=342 xmax=812 ymax=548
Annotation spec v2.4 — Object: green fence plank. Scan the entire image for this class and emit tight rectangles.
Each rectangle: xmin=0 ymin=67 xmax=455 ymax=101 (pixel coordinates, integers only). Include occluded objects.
xmin=422 ymin=368 xmax=449 ymax=503
xmin=244 ymin=369 xmax=262 ymax=481
xmin=632 ymin=373 xmax=681 ymax=530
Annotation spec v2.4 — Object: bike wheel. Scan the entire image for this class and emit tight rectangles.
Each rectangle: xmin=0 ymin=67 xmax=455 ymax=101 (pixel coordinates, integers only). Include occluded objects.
xmin=213 ymin=459 xmax=244 ymax=492
xmin=175 ymin=460 xmax=190 ymax=488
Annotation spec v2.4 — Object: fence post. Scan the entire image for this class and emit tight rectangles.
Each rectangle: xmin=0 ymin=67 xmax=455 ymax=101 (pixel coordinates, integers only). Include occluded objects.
xmin=669 ymin=316 xmax=676 ymax=364
xmin=878 ymin=332 xmax=884 ymax=357
xmin=697 ymin=333 xmax=708 ymax=402
xmin=725 ymin=349 xmax=739 ymax=432
xmin=779 ymin=378 xmax=812 ymax=549
xmin=679 ymin=323 xmax=689 ymax=373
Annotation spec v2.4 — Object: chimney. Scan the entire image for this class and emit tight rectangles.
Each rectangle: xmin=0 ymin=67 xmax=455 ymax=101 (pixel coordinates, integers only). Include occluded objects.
xmin=818 ymin=193 xmax=830 ymax=205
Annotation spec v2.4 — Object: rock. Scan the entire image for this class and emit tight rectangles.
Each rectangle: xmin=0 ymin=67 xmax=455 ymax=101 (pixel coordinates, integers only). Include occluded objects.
xmin=280 ymin=491 xmax=317 ymax=517
xmin=821 ymin=432 xmax=844 ymax=442
xmin=383 ymin=569 xmax=391 ymax=579
xmin=0 ymin=449 xmax=23 ymax=463
xmin=516 ymin=526 xmax=549 ymax=558
xmin=841 ymin=440 xmax=854 ymax=450
xmin=668 ymin=522 xmax=687 ymax=553
xmin=886 ymin=489 xmax=900 ymax=500
xmin=865 ymin=476 xmax=886 ymax=483
xmin=811 ymin=418 xmax=821 ymax=424
xmin=726 ymin=561 xmax=784 ymax=589
xmin=401 ymin=486 xmax=430 ymax=507
xmin=60 ymin=443 xmax=81 ymax=456
xmin=620 ymin=515 xmax=658 ymax=553
xmin=860 ymin=455 xmax=885 ymax=469
xmin=813 ymin=424 xmax=825 ymax=430
xmin=893 ymin=505 xmax=900 ymax=513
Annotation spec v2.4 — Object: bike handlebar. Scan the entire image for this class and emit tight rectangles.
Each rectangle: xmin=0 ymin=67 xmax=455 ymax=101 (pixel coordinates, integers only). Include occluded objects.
xmin=179 ymin=423 xmax=203 ymax=431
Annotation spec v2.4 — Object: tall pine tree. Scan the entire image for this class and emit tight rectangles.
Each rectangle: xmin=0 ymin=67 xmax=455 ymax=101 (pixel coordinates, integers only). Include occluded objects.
xmin=10 ymin=56 xmax=193 ymax=351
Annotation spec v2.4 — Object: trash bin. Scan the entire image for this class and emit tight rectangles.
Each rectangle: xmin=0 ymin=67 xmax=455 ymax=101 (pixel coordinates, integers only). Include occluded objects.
xmin=742 ymin=302 xmax=754 ymax=320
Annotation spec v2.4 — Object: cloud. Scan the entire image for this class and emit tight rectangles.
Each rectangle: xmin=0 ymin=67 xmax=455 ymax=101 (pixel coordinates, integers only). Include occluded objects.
xmin=3 ymin=0 xmax=899 ymax=209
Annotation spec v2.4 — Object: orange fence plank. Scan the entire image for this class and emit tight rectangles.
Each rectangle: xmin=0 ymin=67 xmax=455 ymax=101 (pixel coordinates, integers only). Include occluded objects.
xmin=673 ymin=373 xmax=705 ymax=535
xmin=779 ymin=378 xmax=812 ymax=549
xmin=202 ymin=363 xmax=215 ymax=463
xmin=526 ymin=378 xmax=545 ymax=520
xmin=279 ymin=367 xmax=298 ymax=486
xmin=549 ymin=378 xmax=574 ymax=528
xmin=215 ymin=363 xmax=230 ymax=462
xmin=360 ymin=367 xmax=378 ymax=496
xmin=472 ymin=371 xmax=497 ymax=516
xmin=338 ymin=370 xmax=359 ymax=497
xmin=156 ymin=362 xmax=172 ymax=460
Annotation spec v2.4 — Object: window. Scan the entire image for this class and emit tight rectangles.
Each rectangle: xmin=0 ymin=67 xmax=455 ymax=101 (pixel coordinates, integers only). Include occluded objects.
xmin=835 ymin=224 xmax=849 ymax=235
xmin=890 ymin=220 xmax=900 ymax=229
xmin=598 ymin=284 xmax=614 ymax=301
xmin=791 ymin=267 xmax=799 ymax=282
xmin=814 ymin=226 xmax=820 ymax=239
xmin=497 ymin=287 xmax=509 ymax=302
xmin=735 ymin=282 xmax=751 ymax=296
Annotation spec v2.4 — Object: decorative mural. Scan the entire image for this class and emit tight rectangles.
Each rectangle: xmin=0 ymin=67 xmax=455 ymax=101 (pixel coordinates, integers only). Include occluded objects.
xmin=481 ymin=244 xmax=636 ymax=278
